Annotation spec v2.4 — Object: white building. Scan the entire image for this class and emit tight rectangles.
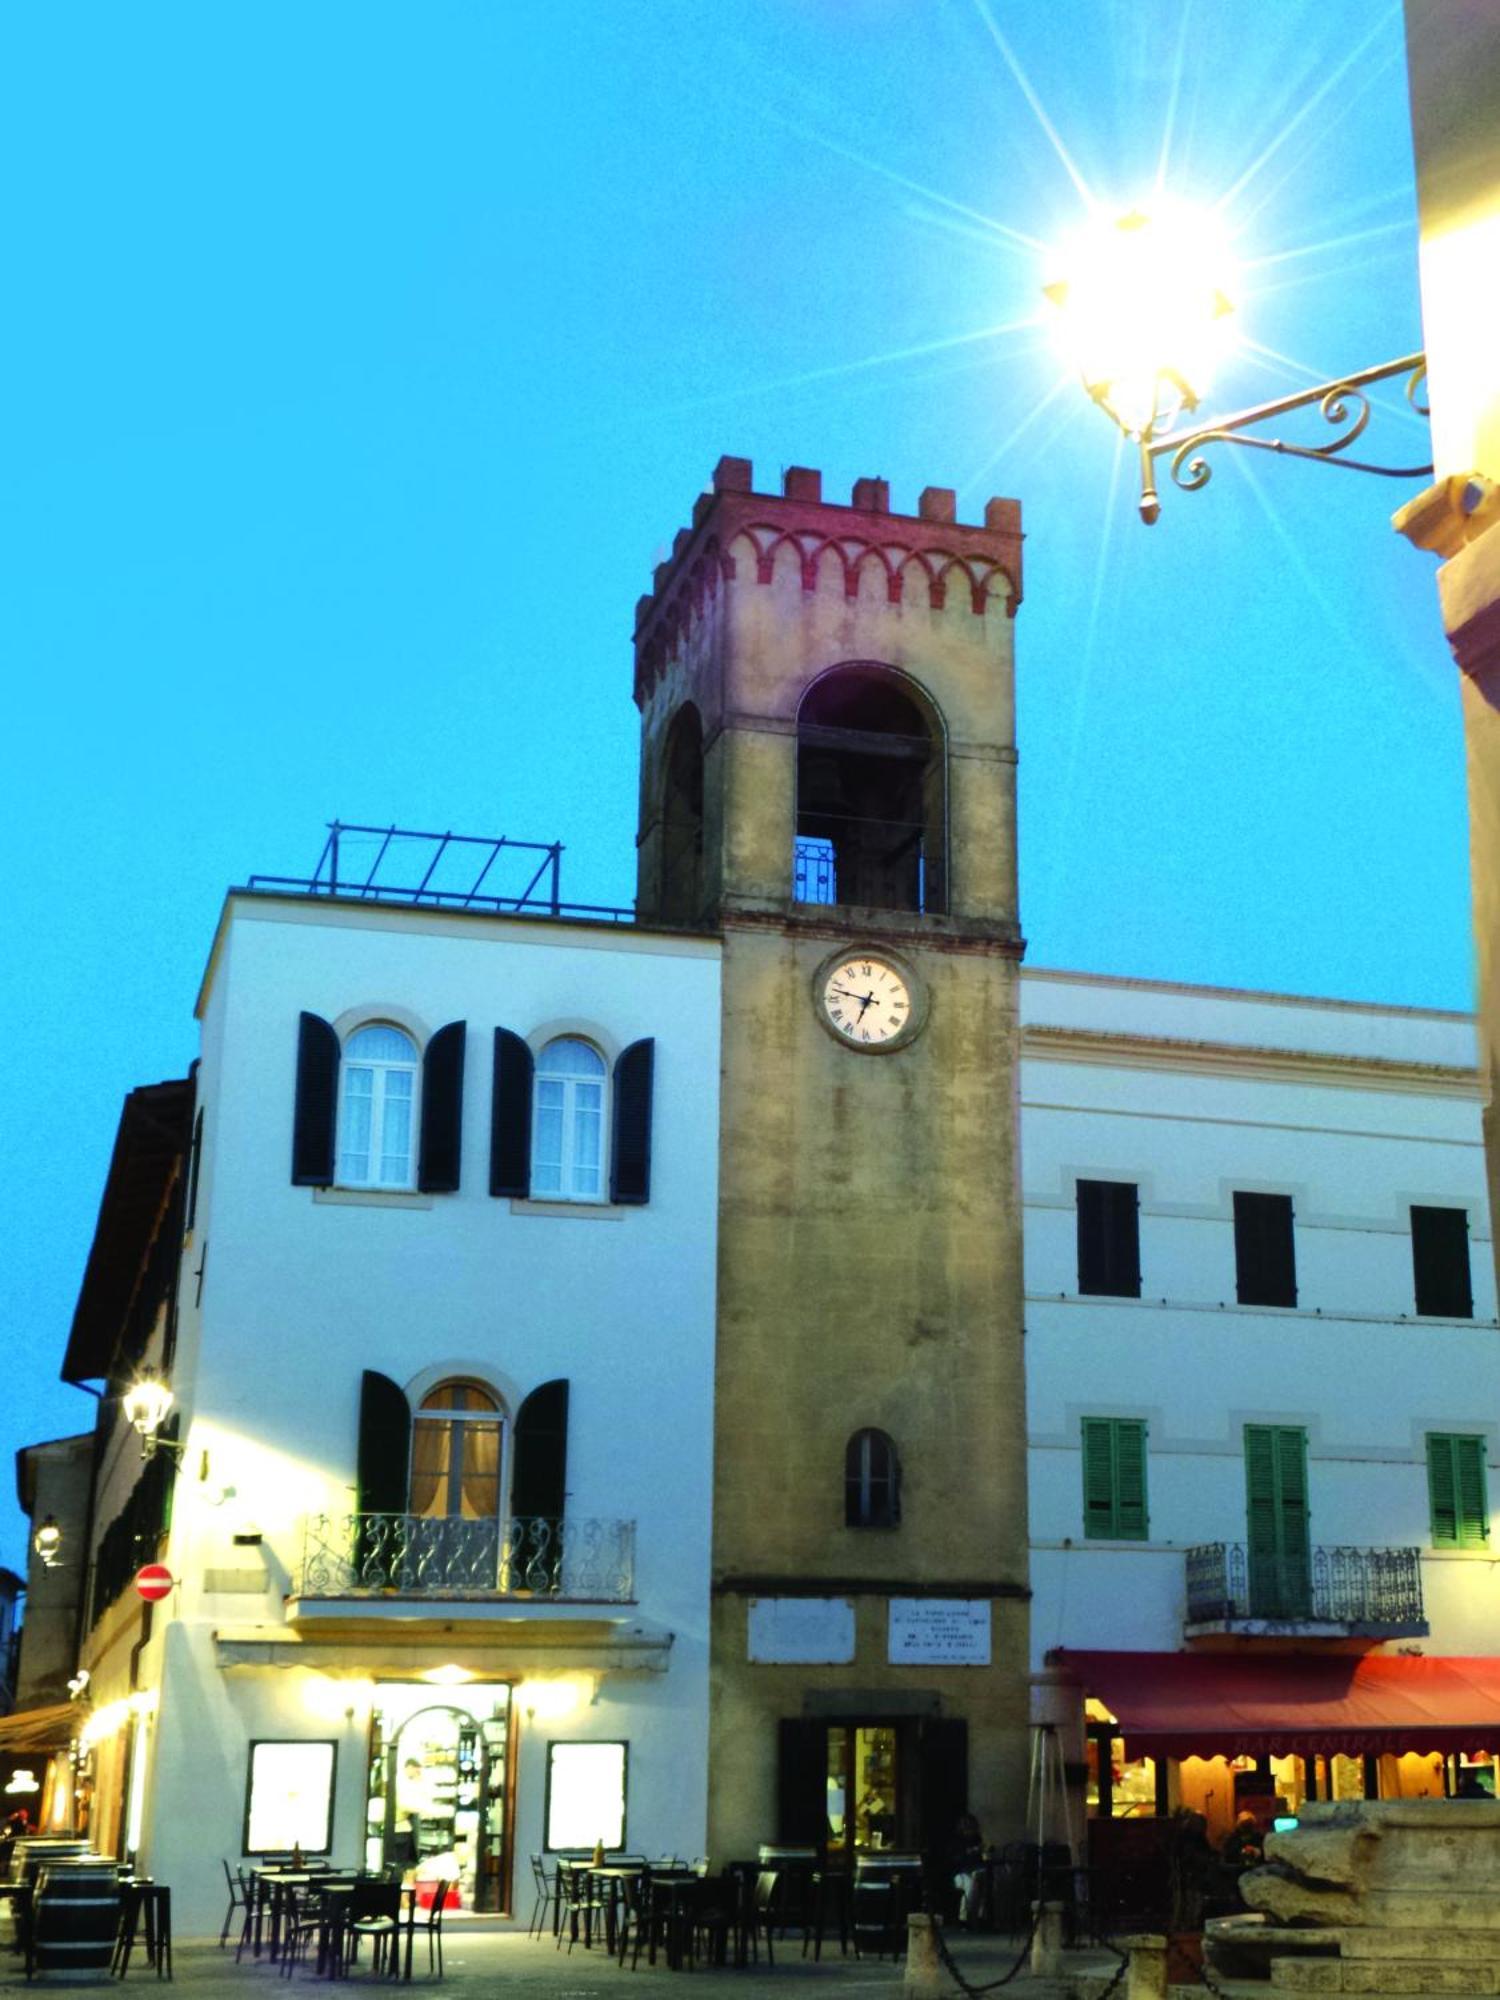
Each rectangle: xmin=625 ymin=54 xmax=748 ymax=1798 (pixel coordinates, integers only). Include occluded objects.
xmin=62 ymin=884 xmax=722 ymax=1937
xmin=1022 ymin=968 xmax=1500 ymax=1850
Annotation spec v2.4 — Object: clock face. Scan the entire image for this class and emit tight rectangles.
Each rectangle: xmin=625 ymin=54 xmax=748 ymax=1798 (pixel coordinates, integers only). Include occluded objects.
xmin=820 ymin=954 xmax=914 ymax=1048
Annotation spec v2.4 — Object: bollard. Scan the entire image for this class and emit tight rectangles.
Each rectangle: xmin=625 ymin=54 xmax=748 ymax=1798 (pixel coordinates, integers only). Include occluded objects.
xmin=1116 ymin=1933 xmax=1168 ymax=2000
xmin=904 ymin=1913 xmax=945 ymax=2000
xmin=1030 ymin=1900 xmax=1065 ymax=1980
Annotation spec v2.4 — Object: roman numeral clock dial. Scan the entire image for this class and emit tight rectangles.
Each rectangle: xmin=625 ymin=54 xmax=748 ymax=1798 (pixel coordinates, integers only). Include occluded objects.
xmin=816 ymin=950 xmax=923 ymax=1051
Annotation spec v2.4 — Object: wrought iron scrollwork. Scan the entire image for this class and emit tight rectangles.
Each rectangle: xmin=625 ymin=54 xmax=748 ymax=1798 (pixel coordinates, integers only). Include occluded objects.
xmin=1184 ymin=1540 xmax=1423 ymax=1630
xmin=1140 ymin=352 xmax=1432 ymax=521
xmin=295 ymin=1511 xmax=636 ymax=1603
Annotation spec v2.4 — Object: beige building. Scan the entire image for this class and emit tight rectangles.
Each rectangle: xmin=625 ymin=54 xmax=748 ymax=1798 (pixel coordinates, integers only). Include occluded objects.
xmin=633 ymin=456 xmax=1032 ymax=1860
xmin=1399 ymin=3 xmax=1500 ymax=1293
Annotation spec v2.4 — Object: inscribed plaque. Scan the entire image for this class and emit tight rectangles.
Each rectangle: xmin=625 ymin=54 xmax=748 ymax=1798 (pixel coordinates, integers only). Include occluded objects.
xmin=887 ymin=1598 xmax=991 ymax=1666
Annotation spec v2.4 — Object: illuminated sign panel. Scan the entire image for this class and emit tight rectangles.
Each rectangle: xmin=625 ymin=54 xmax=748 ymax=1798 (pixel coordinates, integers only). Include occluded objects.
xmin=243 ymin=1739 xmax=338 ymax=1855
xmin=544 ymin=1741 xmax=627 ymax=1852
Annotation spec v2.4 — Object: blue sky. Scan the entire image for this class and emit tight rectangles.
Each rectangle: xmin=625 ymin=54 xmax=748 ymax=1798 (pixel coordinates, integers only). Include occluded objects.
xmin=0 ymin=1 xmax=1470 ymax=1573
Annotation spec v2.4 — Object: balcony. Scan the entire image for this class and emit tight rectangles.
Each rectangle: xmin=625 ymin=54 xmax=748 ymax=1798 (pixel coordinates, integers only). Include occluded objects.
xmin=291 ymin=1512 xmax=636 ymax=1605
xmin=1184 ymin=1543 xmax=1426 ymax=1638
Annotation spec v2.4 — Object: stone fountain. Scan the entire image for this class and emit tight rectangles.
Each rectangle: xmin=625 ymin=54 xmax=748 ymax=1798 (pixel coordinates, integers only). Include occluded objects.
xmin=1205 ymin=1800 xmax=1500 ymax=1995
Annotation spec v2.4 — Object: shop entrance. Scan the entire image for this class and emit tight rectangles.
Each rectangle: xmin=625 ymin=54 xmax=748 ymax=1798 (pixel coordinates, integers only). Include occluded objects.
xmin=824 ymin=1725 xmax=900 ymax=1856
xmin=778 ymin=1716 xmax=967 ymax=1862
xmin=366 ymin=1686 xmax=512 ymax=1913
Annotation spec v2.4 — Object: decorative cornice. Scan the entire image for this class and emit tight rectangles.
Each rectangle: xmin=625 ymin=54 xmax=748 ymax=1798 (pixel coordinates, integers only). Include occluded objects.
xmin=1021 ymin=1022 xmax=1482 ymax=1098
xmin=714 ymin=1574 xmax=1030 ymax=1600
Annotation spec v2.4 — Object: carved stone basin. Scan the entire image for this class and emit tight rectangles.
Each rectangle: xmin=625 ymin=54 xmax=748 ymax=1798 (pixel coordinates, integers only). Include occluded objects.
xmin=1213 ymin=1801 xmax=1500 ymax=1995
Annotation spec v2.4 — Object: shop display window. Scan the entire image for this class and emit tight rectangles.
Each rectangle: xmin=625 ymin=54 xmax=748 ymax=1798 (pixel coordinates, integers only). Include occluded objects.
xmin=243 ymin=1740 xmax=337 ymax=1855
xmin=545 ymin=1741 xmax=627 ymax=1852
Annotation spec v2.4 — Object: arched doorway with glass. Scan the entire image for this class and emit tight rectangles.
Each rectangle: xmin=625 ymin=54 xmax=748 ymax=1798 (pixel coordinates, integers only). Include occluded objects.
xmin=408 ymin=1382 xmax=506 ymax=1590
xmin=365 ymin=1689 xmax=513 ymax=1913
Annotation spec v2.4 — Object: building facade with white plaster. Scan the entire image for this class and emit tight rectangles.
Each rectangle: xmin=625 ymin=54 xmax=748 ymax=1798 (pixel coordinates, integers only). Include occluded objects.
xmin=62 ymin=888 xmax=721 ymax=1937
xmin=1022 ymin=968 xmax=1500 ymax=1855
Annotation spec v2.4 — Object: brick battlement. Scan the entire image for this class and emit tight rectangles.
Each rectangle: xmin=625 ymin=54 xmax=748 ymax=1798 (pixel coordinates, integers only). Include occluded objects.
xmin=633 ymin=456 xmax=1023 ymax=705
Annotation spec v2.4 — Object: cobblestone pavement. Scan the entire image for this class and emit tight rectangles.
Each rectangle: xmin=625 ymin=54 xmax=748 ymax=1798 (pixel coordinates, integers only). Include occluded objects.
xmin=0 ymin=1924 xmax=1126 ymax=1999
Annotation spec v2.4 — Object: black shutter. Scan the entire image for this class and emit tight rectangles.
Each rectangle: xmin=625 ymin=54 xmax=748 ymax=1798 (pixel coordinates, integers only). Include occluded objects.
xmin=490 ymin=1029 xmax=534 ymax=1197
xmin=915 ymin=1716 xmax=968 ymax=1861
xmin=1412 ymin=1205 xmax=1474 ymax=1318
xmin=186 ymin=1107 xmax=204 ymax=1231
xmin=1234 ymin=1191 xmax=1297 ymax=1306
xmin=777 ymin=1719 xmax=827 ymax=1845
xmin=357 ymin=1370 xmax=412 ymax=1516
xmin=291 ymin=1012 xmax=340 ymax=1187
xmin=511 ymin=1379 xmax=569 ymax=1521
xmin=610 ymin=1037 xmax=655 ymax=1205
xmin=1077 ymin=1180 xmax=1140 ymax=1297
xmin=418 ymin=1021 xmax=467 ymax=1193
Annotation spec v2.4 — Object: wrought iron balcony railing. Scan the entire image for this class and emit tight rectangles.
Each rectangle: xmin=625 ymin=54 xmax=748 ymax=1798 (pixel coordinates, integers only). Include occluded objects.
xmin=1185 ymin=1542 xmax=1425 ymax=1633
xmin=293 ymin=1512 xmax=636 ymax=1603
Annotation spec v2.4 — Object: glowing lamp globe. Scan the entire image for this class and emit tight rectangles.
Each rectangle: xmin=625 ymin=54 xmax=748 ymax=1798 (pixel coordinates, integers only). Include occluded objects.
xmin=123 ymin=1373 xmax=175 ymax=1440
xmin=1045 ymin=200 xmax=1237 ymax=440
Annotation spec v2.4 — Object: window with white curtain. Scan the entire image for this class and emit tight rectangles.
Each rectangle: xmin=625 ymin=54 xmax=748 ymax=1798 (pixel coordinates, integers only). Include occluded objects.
xmin=532 ymin=1038 xmax=606 ymax=1200
xmin=338 ymin=1024 xmax=418 ymax=1187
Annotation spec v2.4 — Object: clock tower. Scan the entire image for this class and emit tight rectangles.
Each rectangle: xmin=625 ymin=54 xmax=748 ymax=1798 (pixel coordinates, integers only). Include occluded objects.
xmin=634 ymin=457 xmax=1029 ymax=1861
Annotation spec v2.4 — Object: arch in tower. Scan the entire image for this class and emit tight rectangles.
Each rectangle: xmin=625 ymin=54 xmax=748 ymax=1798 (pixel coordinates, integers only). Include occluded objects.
xmin=659 ymin=699 xmax=706 ymax=923
xmin=795 ymin=663 xmax=947 ymax=914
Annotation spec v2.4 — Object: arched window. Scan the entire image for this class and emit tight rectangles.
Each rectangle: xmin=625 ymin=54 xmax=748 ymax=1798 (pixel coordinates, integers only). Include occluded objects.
xmin=660 ymin=702 xmax=705 ymax=923
xmin=531 ymin=1038 xmax=607 ymax=1201
xmin=338 ymin=1025 xmax=418 ymax=1188
xmin=845 ymin=1428 xmax=901 ymax=1528
xmin=796 ymin=666 xmax=946 ymax=914
xmin=409 ymin=1380 xmax=504 ymax=1521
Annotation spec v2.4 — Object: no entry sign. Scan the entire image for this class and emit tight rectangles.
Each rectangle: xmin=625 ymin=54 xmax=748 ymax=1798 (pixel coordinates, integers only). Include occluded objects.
xmin=135 ymin=1564 xmax=174 ymax=1602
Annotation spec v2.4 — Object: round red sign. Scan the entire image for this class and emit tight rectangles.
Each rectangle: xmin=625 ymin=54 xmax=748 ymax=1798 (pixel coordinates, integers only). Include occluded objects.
xmin=135 ymin=1564 xmax=174 ymax=1602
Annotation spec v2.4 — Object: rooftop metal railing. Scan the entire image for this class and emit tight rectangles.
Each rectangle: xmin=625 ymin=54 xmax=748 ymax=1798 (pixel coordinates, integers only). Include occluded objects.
xmin=247 ymin=821 xmax=635 ymax=923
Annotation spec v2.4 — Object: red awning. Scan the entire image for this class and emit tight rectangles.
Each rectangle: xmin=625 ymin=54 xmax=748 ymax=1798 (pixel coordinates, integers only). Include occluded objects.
xmin=1054 ymin=1650 xmax=1500 ymax=1758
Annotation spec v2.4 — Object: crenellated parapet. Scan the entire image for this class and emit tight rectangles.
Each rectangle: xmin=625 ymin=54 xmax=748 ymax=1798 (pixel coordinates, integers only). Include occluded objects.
xmin=632 ymin=455 xmax=1023 ymax=707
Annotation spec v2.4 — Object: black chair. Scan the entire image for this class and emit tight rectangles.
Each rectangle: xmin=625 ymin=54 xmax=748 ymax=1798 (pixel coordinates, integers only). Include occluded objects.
xmin=218 ymin=1863 xmax=247 ymax=1950
xmin=342 ymin=1880 xmax=403 ymax=1978
xmin=527 ymin=1856 xmax=557 ymax=1941
xmin=277 ymin=1884 xmax=328 ymax=1982
xmin=555 ymin=1864 xmax=602 ymax=1953
xmin=744 ymin=1871 xmax=780 ymax=1967
xmin=406 ymin=1883 xmax=447 ymax=1978
xmin=803 ymin=1870 xmax=851 ymax=1959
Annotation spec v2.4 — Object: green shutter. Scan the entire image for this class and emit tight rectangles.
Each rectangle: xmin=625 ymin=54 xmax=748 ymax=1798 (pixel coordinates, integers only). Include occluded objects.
xmin=1082 ymin=1419 xmax=1148 ymax=1540
xmin=1245 ymin=1425 xmax=1310 ymax=1616
xmin=1114 ymin=1421 xmax=1148 ymax=1539
xmin=1428 ymin=1434 xmax=1489 ymax=1548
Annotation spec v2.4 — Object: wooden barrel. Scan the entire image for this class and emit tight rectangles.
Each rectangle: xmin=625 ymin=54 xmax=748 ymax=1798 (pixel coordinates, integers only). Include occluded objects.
xmin=31 ymin=1859 xmax=121 ymax=1982
xmin=12 ymin=1838 xmax=90 ymax=1886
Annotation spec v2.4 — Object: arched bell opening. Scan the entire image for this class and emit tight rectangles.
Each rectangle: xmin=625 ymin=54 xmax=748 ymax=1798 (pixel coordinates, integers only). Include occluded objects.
xmin=659 ymin=701 xmax=705 ymax=923
xmin=795 ymin=666 xmax=947 ymax=914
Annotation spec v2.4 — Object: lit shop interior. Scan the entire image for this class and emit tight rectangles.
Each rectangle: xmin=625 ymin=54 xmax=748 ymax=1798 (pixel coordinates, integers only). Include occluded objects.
xmin=239 ymin=1677 xmax=627 ymax=1917
xmin=1086 ymin=1698 xmax=1496 ymax=1844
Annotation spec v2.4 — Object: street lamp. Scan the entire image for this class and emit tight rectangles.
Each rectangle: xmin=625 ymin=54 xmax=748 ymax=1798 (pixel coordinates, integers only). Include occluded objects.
xmin=1045 ymin=200 xmax=1432 ymax=524
xmin=33 ymin=1517 xmax=62 ymax=1568
xmin=121 ymin=1373 xmax=181 ymax=1461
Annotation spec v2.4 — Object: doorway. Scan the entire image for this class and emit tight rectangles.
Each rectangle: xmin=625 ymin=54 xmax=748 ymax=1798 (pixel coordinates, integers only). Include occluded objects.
xmin=778 ymin=1715 xmax=967 ymax=1861
xmin=366 ymin=1688 xmax=512 ymax=1913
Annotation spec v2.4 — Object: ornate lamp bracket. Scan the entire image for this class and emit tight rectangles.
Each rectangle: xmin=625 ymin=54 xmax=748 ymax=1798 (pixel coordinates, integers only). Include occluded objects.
xmin=1136 ymin=352 xmax=1431 ymax=524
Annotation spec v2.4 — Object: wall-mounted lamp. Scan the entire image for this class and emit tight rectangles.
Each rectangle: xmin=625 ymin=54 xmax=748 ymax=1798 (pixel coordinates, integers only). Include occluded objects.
xmin=1044 ymin=200 xmax=1431 ymax=524
xmin=121 ymin=1374 xmax=184 ymax=1462
xmin=66 ymin=1671 xmax=90 ymax=1701
xmin=33 ymin=1517 xmax=63 ymax=1569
